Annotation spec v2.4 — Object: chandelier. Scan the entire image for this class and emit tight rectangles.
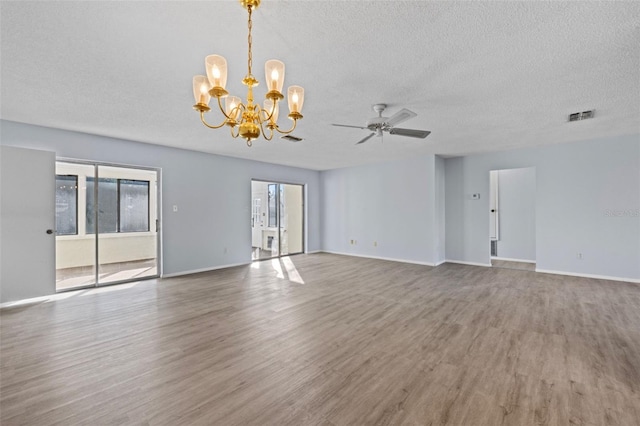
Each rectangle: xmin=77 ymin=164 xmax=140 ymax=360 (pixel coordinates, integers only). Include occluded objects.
xmin=192 ymin=0 xmax=305 ymax=147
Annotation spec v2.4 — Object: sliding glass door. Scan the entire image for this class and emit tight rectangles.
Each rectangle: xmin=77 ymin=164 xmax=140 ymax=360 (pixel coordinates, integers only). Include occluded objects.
xmin=55 ymin=161 xmax=159 ymax=291
xmin=251 ymin=180 xmax=304 ymax=261
xmin=55 ymin=162 xmax=97 ymax=290
xmin=279 ymin=184 xmax=303 ymax=256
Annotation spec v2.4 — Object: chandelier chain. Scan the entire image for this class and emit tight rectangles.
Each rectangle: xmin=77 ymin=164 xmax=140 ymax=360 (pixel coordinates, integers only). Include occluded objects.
xmin=247 ymin=6 xmax=253 ymax=77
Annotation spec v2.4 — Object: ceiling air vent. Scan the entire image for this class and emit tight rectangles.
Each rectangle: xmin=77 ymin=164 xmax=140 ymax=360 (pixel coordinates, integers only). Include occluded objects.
xmin=568 ymin=110 xmax=595 ymax=122
xmin=281 ymin=135 xmax=303 ymax=142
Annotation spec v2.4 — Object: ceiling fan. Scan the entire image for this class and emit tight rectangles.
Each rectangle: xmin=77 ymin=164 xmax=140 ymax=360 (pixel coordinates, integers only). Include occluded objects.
xmin=332 ymin=104 xmax=431 ymax=144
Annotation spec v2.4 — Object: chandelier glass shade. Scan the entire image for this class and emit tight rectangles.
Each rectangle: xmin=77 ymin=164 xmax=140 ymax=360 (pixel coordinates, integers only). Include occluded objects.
xmin=192 ymin=0 xmax=304 ymax=146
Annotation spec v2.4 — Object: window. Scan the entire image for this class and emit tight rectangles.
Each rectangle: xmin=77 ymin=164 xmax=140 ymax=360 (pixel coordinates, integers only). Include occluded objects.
xmin=86 ymin=178 xmax=149 ymax=233
xmin=86 ymin=177 xmax=117 ymax=233
xmin=119 ymin=180 xmax=150 ymax=232
xmin=55 ymin=175 xmax=78 ymax=235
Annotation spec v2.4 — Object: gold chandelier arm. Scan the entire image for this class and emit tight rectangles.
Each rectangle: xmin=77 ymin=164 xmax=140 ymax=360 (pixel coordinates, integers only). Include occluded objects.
xmin=216 ymin=96 xmax=246 ymax=122
xmin=230 ymin=125 xmax=240 ymax=138
xmin=256 ymin=105 xmax=274 ymax=141
xmin=216 ymin=96 xmax=233 ymax=120
xmin=256 ymin=103 xmax=274 ymax=123
xmin=263 ymin=101 xmax=279 ymax=122
xmin=200 ymin=111 xmax=227 ymax=129
xmin=258 ymin=118 xmax=275 ymax=141
xmin=274 ymin=118 xmax=298 ymax=135
xmin=259 ymin=105 xmax=270 ymax=122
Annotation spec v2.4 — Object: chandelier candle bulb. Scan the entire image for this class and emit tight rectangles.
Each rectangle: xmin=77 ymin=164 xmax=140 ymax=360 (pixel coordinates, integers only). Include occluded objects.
xmin=265 ymin=59 xmax=285 ymax=94
xmin=193 ymin=75 xmax=211 ymax=106
xmin=205 ymin=55 xmax=228 ymax=91
xmin=287 ymin=86 xmax=304 ymax=117
xmin=225 ymin=96 xmax=241 ymax=121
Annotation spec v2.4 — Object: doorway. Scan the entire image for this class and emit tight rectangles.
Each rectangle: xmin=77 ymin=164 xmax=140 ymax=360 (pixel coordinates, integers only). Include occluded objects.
xmin=489 ymin=167 xmax=536 ymax=271
xmin=251 ymin=180 xmax=304 ymax=261
xmin=55 ymin=161 xmax=160 ymax=291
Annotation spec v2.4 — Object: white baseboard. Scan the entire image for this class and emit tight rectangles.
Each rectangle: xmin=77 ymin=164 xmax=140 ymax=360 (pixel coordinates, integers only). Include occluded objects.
xmin=491 ymin=256 xmax=536 ymax=264
xmin=535 ymin=269 xmax=640 ymax=284
xmin=445 ymin=259 xmax=493 ymax=267
xmin=434 ymin=260 xmax=447 ymax=266
xmin=162 ymin=261 xmax=251 ymax=278
xmin=305 ymin=250 xmax=322 ymax=254
xmin=322 ymin=251 xmax=436 ymax=267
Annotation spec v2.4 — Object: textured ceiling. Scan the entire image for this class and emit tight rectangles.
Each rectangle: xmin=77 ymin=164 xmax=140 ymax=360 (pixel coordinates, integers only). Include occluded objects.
xmin=1 ymin=1 xmax=639 ymax=170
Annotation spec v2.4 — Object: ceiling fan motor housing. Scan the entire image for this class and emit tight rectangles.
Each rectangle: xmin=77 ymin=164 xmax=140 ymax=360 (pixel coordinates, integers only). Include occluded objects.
xmin=367 ymin=103 xmax=389 ymax=133
xmin=367 ymin=116 xmax=389 ymax=130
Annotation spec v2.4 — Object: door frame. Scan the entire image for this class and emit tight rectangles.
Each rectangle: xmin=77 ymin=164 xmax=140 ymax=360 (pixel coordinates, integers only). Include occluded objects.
xmin=55 ymin=157 xmax=162 ymax=291
xmin=250 ymin=179 xmax=305 ymax=261
xmin=487 ymin=166 xmax=537 ymax=264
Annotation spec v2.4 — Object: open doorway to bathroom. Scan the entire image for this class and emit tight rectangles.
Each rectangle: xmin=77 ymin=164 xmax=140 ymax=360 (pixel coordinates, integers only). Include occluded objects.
xmin=251 ymin=180 xmax=304 ymax=261
xmin=489 ymin=167 xmax=536 ymax=272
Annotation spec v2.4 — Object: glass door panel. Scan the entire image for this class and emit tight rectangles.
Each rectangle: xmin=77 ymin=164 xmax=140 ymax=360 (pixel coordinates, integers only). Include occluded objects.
xmin=55 ymin=162 xmax=97 ymax=291
xmin=267 ymin=183 xmax=280 ymax=258
xmin=251 ymin=181 xmax=279 ymax=260
xmin=97 ymin=165 xmax=158 ymax=285
xmin=279 ymin=184 xmax=304 ymax=256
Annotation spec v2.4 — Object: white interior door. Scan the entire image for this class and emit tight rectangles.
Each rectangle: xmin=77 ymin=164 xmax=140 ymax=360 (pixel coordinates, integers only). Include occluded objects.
xmin=251 ymin=196 xmax=263 ymax=248
xmin=1 ymin=146 xmax=56 ymax=303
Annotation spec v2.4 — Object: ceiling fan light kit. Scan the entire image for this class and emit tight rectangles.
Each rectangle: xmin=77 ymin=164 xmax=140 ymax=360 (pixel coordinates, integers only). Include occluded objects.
xmin=192 ymin=0 xmax=305 ymax=147
xmin=332 ymin=104 xmax=431 ymax=145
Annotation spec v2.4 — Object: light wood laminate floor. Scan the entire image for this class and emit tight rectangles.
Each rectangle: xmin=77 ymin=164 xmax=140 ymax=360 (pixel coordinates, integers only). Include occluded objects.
xmin=2 ymin=254 xmax=639 ymax=425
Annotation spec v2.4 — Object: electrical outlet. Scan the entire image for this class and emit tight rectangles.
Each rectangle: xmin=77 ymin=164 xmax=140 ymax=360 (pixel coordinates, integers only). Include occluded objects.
xmin=173 ymin=205 xmax=178 ymax=212
xmin=373 ymin=241 xmax=377 ymax=247
xmin=224 ymin=247 xmax=228 ymax=254
xmin=577 ymin=253 xmax=583 ymax=260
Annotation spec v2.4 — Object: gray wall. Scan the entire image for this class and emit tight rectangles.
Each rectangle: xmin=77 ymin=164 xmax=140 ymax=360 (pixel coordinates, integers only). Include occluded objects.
xmin=321 ymin=155 xmax=440 ymax=265
xmin=0 ymin=120 xmax=321 ymax=277
xmin=494 ymin=167 xmax=536 ymax=262
xmin=445 ymin=134 xmax=640 ymax=281
xmin=2 ymin=118 xmax=638 ymax=300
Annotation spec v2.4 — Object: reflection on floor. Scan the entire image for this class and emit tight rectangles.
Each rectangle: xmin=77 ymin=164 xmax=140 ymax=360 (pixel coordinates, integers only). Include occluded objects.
xmin=252 ymin=246 xmax=277 ymax=261
xmin=56 ymin=259 xmax=157 ymax=291
xmin=491 ymin=259 xmax=536 ymax=272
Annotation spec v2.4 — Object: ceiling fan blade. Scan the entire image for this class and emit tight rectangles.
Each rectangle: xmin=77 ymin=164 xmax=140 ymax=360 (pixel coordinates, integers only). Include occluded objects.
xmin=332 ymin=123 xmax=368 ymax=130
xmin=386 ymin=108 xmax=417 ymax=127
xmin=280 ymin=134 xmax=303 ymax=142
xmin=389 ymin=128 xmax=431 ymax=138
xmin=356 ymin=133 xmax=376 ymax=145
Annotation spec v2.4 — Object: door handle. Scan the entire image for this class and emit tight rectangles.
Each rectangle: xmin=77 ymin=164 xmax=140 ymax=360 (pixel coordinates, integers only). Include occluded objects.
xmin=46 ymin=229 xmax=54 ymax=235
xmin=491 ymin=209 xmax=496 ymax=213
